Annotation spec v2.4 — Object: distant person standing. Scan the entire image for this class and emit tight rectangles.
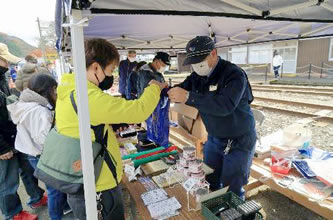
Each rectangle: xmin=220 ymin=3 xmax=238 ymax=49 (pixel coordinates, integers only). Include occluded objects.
xmin=272 ymin=50 xmax=283 ymax=78
xmin=10 ymin=66 xmax=17 ymax=82
xmin=15 ymin=55 xmax=52 ymax=91
xmin=118 ymin=50 xmax=137 ymax=98
xmin=46 ymin=60 xmax=58 ymax=81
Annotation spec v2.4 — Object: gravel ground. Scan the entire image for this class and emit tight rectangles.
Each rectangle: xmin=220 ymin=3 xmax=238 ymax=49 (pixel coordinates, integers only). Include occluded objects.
xmin=253 ymin=108 xmax=333 ymax=151
xmin=247 ymin=186 xmax=324 ymax=220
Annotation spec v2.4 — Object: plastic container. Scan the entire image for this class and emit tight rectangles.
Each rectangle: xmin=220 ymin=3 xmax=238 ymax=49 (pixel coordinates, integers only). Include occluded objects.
xmin=270 ymin=145 xmax=298 ymax=175
xmin=189 ymin=159 xmax=203 ymax=173
xmin=183 ymin=146 xmax=196 ymax=160
xmin=282 ymin=124 xmax=312 ymax=149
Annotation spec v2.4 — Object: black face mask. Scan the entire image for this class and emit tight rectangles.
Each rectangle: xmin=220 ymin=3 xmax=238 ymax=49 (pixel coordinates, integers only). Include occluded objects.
xmin=0 ymin=66 xmax=8 ymax=75
xmin=99 ymin=75 xmax=114 ymax=91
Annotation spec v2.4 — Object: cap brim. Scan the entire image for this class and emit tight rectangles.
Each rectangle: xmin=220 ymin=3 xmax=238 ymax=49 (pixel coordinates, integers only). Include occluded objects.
xmin=183 ymin=54 xmax=207 ymax=66
xmin=1 ymin=53 xmax=21 ymax=64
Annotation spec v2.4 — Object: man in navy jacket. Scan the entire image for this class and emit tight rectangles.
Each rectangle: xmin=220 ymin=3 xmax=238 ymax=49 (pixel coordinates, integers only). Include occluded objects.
xmin=168 ymin=36 xmax=256 ymax=199
xmin=118 ymin=50 xmax=137 ymax=98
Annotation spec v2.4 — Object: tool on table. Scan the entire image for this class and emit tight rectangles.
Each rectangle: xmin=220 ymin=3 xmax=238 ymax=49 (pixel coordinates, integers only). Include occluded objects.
xmin=220 ymin=208 xmax=242 ymax=220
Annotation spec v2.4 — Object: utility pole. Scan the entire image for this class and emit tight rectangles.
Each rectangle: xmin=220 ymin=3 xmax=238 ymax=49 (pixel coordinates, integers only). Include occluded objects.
xmin=36 ymin=17 xmax=47 ymax=63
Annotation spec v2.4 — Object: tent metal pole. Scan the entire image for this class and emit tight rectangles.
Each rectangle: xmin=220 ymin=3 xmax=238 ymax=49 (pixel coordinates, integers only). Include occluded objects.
xmin=221 ymin=0 xmax=262 ymax=16
xmin=268 ymin=0 xmax=318 ymax=16
xmin=302 ymin=24 xmax=333 ymax=37
xmin=321 ymin=3 xmax=333 ymax=13
xmin=249 ymin=23 xmax=295 ymax=43
xmin=70 ymin=9 xmax=98 ymax=220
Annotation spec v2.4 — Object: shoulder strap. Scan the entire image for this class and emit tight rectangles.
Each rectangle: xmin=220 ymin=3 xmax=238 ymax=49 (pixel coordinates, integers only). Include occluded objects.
xmin=69 ymin=90 xmax=118 ymax=185
xmin=70 ymin=91 xmax=78 ymax=113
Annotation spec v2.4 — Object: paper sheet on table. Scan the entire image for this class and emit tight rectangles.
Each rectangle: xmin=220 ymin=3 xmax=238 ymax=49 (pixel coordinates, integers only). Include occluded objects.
xmin=147 ymin=197 xmax=181 ymax=219
xmin=305 ymin=158 xmax=333 ymax=186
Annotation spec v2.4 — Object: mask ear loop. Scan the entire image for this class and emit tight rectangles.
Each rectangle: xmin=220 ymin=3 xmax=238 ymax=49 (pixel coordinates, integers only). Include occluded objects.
xmin=94 ymin=64 xmax=108 ymax=84
xmin=94 ymin=73 xmax=101 ymax=84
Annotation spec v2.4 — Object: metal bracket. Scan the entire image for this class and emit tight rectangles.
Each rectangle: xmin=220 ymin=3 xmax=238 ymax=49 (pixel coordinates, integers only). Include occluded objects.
xmin=62 ymin=17 xmax=89 ymax=27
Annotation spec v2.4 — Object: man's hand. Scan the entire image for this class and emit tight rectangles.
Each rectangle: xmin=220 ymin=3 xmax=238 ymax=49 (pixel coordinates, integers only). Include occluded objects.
xmin=149 ymin=80 xmax=168 ymax=91
xmin=0 ymin=151 xmax=14 ymax=160
xmin=168 ymin=87 xmax=189 ymax=103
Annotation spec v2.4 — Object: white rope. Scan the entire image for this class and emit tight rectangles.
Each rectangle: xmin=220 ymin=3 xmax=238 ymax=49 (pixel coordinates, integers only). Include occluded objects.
xmin=311 ymin=64 xmax=333 ymax=71
xmin=324 ymin=63 xmax=333 ymax=68
xmin=296 ymin=64 xmax=310 ymax=70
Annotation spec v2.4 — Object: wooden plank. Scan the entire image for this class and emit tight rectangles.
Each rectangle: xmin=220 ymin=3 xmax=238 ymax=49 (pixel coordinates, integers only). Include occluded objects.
xmin=244 ymin=177 xmax=263 ymax=192
xmin=250 ymin=160 xmax=333 ymax=219
xmin=122 ymin=176 xmax=204 ymax=219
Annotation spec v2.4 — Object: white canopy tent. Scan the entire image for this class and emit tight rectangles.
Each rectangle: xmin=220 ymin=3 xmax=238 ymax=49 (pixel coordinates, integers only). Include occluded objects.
xmin=55 ymin=0 xmax=333 ymax=219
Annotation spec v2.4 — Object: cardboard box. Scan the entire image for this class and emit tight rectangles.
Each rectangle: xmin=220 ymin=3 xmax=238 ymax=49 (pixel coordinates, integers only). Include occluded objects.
xmin=170 ymin=103 xmax=207 ymax=140
xmin=192 ymin=115 xmax=208 ymax=142
xmin=169 ymin=103 xmax=207 ymax=158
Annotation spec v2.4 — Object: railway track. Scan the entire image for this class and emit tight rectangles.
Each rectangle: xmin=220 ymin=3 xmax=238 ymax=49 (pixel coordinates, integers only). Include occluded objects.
xmin=252 ymin=88 xmax=333 ymax=96
xmin=252 ymin=84 xmax=333 ymax=93
xmin=252 ymin=96 xmax=333 ymax=123
xmin=254 ymin=96 xmax=333 ymax=111
xmin=252 ymin=103 xmax=333 ymax=122
xmin=251 ymin=84 xmax=333 ymax=96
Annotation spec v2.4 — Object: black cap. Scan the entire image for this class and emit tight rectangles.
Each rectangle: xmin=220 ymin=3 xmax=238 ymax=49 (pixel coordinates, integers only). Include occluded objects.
xmin=183 ymin=36 xmax=215 ymax=66
xmin=155 ymin=52 xmax=171 ymax=65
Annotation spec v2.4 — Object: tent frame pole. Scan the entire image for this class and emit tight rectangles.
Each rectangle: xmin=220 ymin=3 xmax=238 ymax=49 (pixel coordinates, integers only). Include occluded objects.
xmin=70 ymin=9 xmax=98 ymax=220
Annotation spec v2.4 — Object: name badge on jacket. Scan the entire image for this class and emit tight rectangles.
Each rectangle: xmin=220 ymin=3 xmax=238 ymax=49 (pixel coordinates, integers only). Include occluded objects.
xmin=209 ymin=85 xmax=218 ymax=91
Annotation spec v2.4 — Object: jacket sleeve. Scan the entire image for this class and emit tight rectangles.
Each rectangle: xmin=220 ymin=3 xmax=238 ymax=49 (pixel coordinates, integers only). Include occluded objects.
xmin=185 ymin=71 xmax=247 ymax=117
xmin=175 ymin=73 xmax=193 ymax=91
xmin=30 ymin=109 xmax=53 ymax=146
xmin=0 ymin=104 xmax=13 ymax=155
xmin=0 ymin=134 xmax=12 ymax=155
xmin=15 ymin=70 xmax=23 ymax=91
xmin=89 ymin=84 xmax=161 ymax=124
xmin=118 ymin=60 xmax=126 ymax=77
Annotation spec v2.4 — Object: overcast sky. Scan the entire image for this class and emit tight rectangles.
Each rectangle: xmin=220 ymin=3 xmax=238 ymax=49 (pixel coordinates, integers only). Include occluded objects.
xmin=0 ymin=0 xmax=56 ymax=47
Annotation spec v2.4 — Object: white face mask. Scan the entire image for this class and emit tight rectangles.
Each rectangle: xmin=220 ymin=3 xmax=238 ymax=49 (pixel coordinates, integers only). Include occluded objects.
xmin=192 ymin=60 xmax=212 ymax=76
xmin=128 ymin=57 xmax=136 ymax=63
xmin=158 ymin=65 xmax=168 ymax=73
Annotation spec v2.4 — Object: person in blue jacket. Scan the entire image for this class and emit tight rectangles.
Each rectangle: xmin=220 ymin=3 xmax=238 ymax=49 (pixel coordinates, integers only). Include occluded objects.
xmin=168 ymin=36 xmax=256 ymax=199
xmin=118 ymin=50 xmax=137 ymax=98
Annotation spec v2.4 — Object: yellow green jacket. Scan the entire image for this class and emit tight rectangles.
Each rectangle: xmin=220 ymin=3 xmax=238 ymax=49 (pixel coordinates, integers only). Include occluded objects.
xmin=55 ymin=74 xmax=160 ymax=191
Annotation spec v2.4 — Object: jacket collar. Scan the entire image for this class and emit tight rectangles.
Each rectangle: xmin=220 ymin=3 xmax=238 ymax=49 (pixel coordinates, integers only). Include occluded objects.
xmin=20 ymin=88 xmax=50 ymax=107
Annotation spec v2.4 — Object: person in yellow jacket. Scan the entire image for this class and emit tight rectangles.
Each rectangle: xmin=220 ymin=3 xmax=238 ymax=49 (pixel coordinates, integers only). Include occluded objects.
xmin=55 ymin=39 xmax=167 ymax=220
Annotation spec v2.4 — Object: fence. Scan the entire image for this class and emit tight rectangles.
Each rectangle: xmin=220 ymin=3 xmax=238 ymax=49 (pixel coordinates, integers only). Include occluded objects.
xmin=243 ymin=62 xmax=333 ymax=82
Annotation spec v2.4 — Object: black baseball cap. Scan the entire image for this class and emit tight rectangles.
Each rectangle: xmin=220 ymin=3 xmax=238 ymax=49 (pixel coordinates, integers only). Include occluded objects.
xmin=183 ymin=36 xmax=215 ymax=66
xmin=155 ymin=52 xmax=171 ymax=65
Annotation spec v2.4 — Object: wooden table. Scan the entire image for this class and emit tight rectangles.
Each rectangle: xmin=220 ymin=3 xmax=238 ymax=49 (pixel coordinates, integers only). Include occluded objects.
xmin=122 ymin=176 xmax=204 ymax=220
xmin=250 ymin=159 xmax=333 ymax=220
